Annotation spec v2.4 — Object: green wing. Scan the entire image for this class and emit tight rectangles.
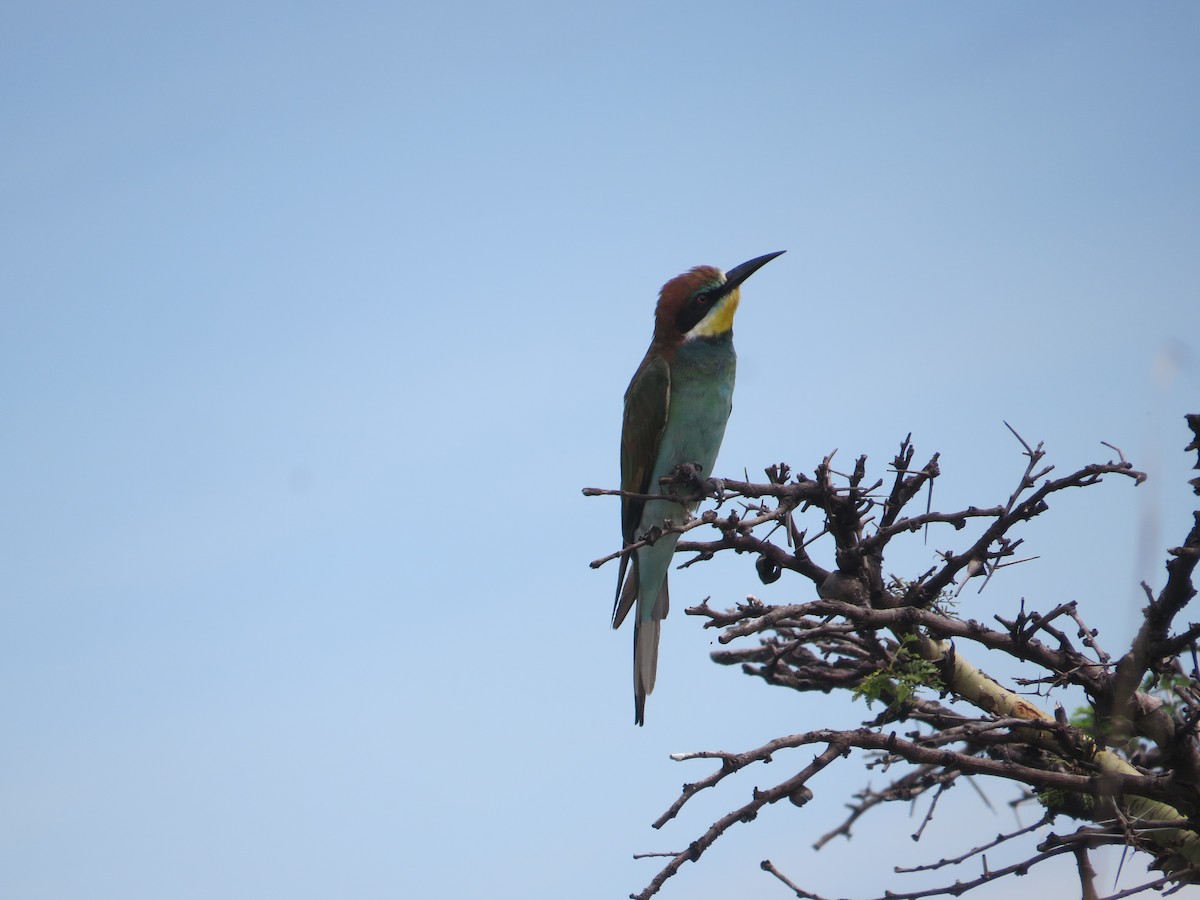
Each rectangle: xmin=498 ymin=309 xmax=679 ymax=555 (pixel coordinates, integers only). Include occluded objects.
xmin=620 ymin=352 xmax=670 ymax=542
xmin=613 ymin=352 xmax=669 ymax=625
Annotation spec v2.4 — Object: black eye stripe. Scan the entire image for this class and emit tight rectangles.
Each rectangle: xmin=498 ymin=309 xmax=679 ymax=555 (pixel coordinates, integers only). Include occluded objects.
xmin=674 ymin=287 xmax=723 ymax=333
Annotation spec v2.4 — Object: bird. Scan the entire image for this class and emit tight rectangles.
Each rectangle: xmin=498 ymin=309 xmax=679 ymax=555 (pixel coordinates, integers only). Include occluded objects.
xmin=613 ymin=251 xmax=785 ymax=724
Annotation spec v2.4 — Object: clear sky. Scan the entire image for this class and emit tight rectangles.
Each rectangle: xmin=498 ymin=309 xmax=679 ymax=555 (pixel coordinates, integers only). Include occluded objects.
xmin=2 ymin=3 xmax=1198 ymax=899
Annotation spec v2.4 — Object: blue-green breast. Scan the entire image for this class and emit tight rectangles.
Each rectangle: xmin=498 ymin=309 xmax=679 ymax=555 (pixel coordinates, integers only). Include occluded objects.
xmin=642 ymin=333 xmax=736 ymax=528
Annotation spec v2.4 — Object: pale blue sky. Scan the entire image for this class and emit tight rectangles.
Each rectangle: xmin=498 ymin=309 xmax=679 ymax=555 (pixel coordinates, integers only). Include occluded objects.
xmin=2 ymin=4 xmax=1198 ymax=899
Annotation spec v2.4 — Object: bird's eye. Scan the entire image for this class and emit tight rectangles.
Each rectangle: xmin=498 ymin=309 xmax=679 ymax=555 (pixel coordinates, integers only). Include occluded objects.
xmin=694 ymin=293 xmax=710 ymax=304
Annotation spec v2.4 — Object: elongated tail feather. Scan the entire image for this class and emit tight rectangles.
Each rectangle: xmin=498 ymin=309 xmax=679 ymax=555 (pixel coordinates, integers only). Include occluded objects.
xmin=632 ymin=577 xmax=669 ymax=725
xmin=633 ymin=616 xmax=658 ymax=725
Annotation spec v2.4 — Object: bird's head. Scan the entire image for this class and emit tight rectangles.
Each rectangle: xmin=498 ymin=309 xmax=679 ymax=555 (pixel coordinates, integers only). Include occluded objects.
xmin=653 ymin=251 xmax=785 ymax=344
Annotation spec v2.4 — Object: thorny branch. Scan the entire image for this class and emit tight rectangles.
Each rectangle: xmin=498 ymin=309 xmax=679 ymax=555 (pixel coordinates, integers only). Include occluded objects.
xmin=585 ymin=416 xmax=1200 ymax=900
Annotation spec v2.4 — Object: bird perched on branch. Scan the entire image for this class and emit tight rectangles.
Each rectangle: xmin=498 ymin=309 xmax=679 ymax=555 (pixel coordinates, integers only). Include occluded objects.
xmin=614 ymin=251 xmax=785 ymax=724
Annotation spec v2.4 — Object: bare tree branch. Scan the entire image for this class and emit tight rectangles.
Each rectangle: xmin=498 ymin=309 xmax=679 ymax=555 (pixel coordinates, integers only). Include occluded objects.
xmin=589 ymin=416 xmax=1200 ymax=899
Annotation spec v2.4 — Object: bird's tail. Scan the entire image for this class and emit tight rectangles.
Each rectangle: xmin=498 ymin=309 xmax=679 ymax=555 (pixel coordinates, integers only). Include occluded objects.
xmin=632 ymin=578 xmax=669 ymax=726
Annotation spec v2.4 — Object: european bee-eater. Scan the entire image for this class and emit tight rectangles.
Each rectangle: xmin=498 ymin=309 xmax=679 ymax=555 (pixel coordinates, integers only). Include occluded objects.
xmin=614 ymin=251 xmax=785 ymax=724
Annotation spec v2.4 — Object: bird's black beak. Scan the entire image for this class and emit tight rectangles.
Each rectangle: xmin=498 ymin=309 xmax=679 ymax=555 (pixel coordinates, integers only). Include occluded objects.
xmin=718 ymin=250 xmax=786 ymax=298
